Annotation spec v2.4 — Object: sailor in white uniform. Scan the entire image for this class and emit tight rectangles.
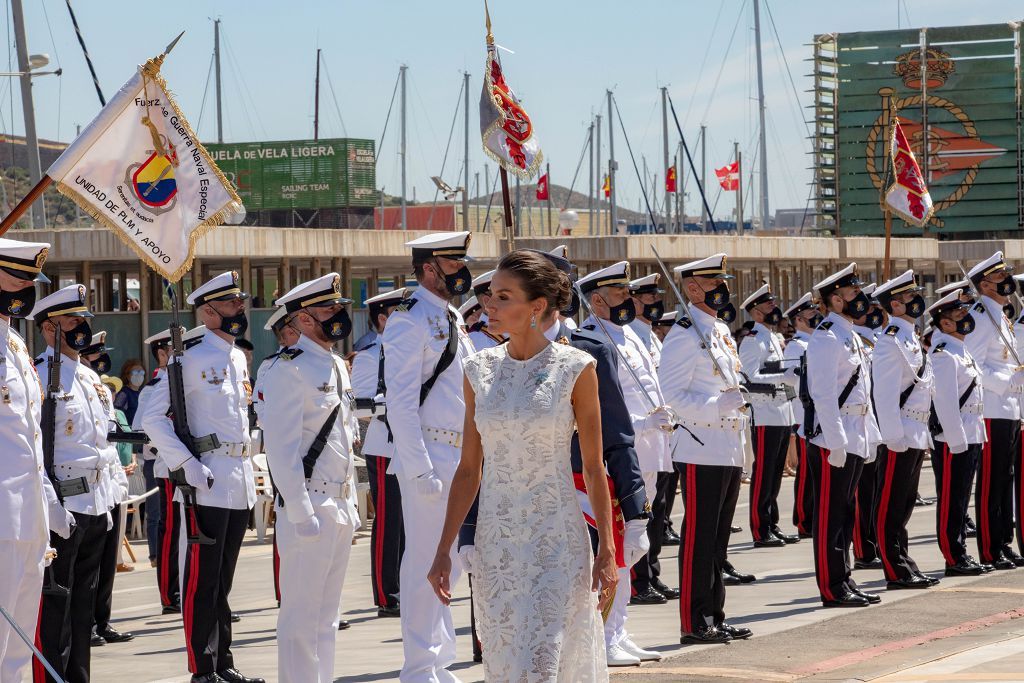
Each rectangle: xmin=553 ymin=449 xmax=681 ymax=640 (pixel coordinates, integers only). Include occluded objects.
xmin=781 ymin=292 xmax=820 ymax=538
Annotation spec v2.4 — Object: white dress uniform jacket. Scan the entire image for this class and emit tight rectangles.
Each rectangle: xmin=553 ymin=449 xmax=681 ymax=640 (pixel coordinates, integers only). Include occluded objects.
xmin=628 ymin=319 xmax=662 ymax=368
xmin=381 ymin=287 xmax=474 ymax=481
xmin=468 ymin=327 xmax=501 ymax=352
xmin=260 ymin=334 xmax=360 ymax=527
xmin=351 ymin=340 xmax=394 ymax=459
xmin=583 ymin=315 xmax=671 ymax=472
xmin=783 ymin=330 xmax=811 ymax=436
xmin=142 ymin=332 xmax=257 ymax=510
xmin=964 ymin=295 xmax=1021 ymax=421
xmin=872 ymin=317 xmax=934 ymax=451
xmin=133 ymin=368 xmax=169 ymax=477
xmin=659 ymin=306 xmax=747 ymax=468
xmin=738 ymin=322 xmax=796 ymax=427
xmin=36 ymin=347 xmax=122 ymax=520
xmin=929 ymin=331 xmax=986 ymax=454
xmin=805 ymin=313 xmax=881 ymax=458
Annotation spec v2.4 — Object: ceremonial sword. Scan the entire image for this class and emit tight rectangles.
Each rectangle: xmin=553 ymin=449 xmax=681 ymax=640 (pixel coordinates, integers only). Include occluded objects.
xmin=956 ymin=261 xmax=1023 ymax=367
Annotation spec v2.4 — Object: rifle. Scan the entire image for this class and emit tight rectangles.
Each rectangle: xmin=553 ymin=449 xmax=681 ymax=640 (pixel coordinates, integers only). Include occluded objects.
xmin=40 ymin=331 xmax=72 ymax=599
xmin=165 ymin=294 xmax=218 ymax=546
xmin=798 ymin=354 xmax=817 ymax=438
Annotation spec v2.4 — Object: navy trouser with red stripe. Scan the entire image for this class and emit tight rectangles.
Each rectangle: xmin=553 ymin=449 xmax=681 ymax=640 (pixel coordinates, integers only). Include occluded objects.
xmin=180 ymin=505 xmax=248 ymax=676
xmin=792 ymin=436 xmax=814 ymax=535
xmin=806 ymin=443 xmax=863 ymax=602
xmin=35 ymin=512 xmax=108 ymax=683
xmin=93 ymin=515 xmax=120 ymax=630
xmin=749 ymin=425 xmax=790 ymax=542
xmin=156 ymin=478 xmax=181 ymax=608
xmin=932 ymin=441 xmax=979 ymax=566
xmin=853 ymin=454 xmax=879 ymax=563
xmin=977 ymin=418 xmax=1018 ymax=562
xmin=874 ymin=448 xmax=925 ymax=581
xmin=675 ymin=462 xmax=741 ymax=633
xmin=366 ymin=454 xmax=404 ymax=609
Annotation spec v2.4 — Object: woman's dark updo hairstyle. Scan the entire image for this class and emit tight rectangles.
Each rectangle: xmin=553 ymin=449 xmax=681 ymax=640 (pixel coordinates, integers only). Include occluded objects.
xmin=496 ymin=249 xmax=572 ymax=315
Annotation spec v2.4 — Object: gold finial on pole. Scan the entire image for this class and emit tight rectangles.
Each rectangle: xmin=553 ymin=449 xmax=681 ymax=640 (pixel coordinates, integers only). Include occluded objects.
xmin=484 ymin=0 xmax=494 ymax=47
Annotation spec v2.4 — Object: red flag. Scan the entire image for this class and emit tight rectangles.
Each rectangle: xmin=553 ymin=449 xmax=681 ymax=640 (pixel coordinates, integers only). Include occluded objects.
xmin=536 ymin=173 xmax=549 ymax=200
xmin=715 ymin=162 xmax=739 ymax=191
xmin=665 ymin=165 xmax=677 ymax=193
xmin=602 ymin=174 xmax=611 ymax=198
xmin=883 ymin=117 xmax=934 ymax=227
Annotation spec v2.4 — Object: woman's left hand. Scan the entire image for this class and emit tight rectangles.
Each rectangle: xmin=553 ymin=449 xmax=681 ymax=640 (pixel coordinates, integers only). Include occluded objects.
xmin=124 ymin=463 xmax=137 ymax=476
xmin=592 ymin=549 xmax=618 ymax=613
xmin=427 ymin=551 xmax=454 ymax=606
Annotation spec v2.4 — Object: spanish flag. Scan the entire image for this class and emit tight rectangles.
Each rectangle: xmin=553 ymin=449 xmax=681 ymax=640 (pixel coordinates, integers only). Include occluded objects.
xmin=666 ymin=165 xmax=677 ymax=193
xmin=602 ymin=174 xmax=611 ymax=198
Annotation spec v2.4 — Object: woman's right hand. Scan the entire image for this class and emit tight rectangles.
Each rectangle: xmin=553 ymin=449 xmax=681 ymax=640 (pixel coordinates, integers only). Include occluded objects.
xmin=592 ymin=547 xmax=618 ymax=613
xmin=427 ymin=551 xmax=454 ymax=606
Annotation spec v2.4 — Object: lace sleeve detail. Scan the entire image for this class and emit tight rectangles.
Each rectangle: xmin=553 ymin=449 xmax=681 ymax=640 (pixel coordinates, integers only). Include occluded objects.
xmin=557 ymin=345 xmax=597 ymax=397
xmin=463 ymin=347 xmax=502 ymax=396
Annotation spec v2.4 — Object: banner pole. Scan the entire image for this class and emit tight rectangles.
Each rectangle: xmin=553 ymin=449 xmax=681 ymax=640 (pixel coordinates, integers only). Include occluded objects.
xmin=0 ymin=175 xmax=53 ymax=237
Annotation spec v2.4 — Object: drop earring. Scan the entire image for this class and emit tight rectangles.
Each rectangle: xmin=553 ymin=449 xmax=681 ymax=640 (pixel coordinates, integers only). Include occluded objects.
xmin=530 ymin=314 xmax=537 ymax=328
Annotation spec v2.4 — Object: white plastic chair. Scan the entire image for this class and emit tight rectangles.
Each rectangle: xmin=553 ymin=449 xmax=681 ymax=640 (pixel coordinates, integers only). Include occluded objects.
xmin=125 ymin=487 xmax=160 ymax=540
xmin=251 ymin=452 xmax=275 ymax=542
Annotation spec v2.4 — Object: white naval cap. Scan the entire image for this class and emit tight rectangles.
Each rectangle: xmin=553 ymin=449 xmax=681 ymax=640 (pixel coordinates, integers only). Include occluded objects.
xmin=578 ymin=261 xmax=631 ymax=294
xmin=862 ymin=283 xmax=878 ymax=300
xmin=628 ymin=273 xmax=663 ymax=295
xmin=814 ymin=262 xmax=863 ymax=298
xmin=364 ymin=287 xmax=408 ymax=323
xmin=654 ymin=310 xmax=678 ymax=327
xmin=263 ymin=307 xmax=288 ymax=332
xmin=927 ymin=288 xmax=970 ymax=321
xmin=81 ymin=331 xmax=113 ymax=355
xmin=31 ymin=283 xmax=93 ymax=322
xmin=673 ymin=253 xmax=733 ymax=280
xmin=275 ymin=272 xmax=352 ymax=314
xmin=459 ymin=296 xmax=482 ymax=318
xmin=936 ymin=278 xmax=968 ymax=296
xmin=187 ymin=270 xmax=249 ymax=307
xmin=967 ymin=250 xmax=1012 ymax=284
xmin=0 ymin=236 xmax=50 ymax=283
xmin=740 ymin=281 xmax=775 ymax=311
xmin=405 ymin=231 xmax=472 ymax=261
xmin=472 ymin=269 xmax=496 ymax=296
xmin=549 ymin=244 xmax=569 ymax=260
xmin=783 ymin=292 xmax=816 ymax=319
xmin=875 ymin=269 xmax=923 ymax=306
xmin=143 ymin=327 xmax=183 ymax=346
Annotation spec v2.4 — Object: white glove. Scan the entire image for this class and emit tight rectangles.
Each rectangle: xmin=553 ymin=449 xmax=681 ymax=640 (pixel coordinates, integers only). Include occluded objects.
xmin=458 ymin=545 xmax=477 ymax=574
xmin=51 ymin=508 xmax=76 ymax=540
xmin=717 ymin=387 xmax=746 ymax=415
xmin=414 ymin=470 xmax=444 ymax=499
xmin=1011 ymin=368 xmax=1024 ymax=390
xmin=782 ymin=367 xmax=800 ymax=388
xmin=828 ymin=448 xmax=848 ymax=468
xmin=886 ymin=437 xmax=909 ymax=454
xmin=623 ymin=519 xmax=651 ymax=568
xmin=294 ymin=515 xmax=320 ymax=540
xmin=949 ymin=441 xmax=969 ymax=455
xmin=181 ymin=458 xmax=215 ymax=490
xmin=642 ymin=406 xmax=674 ymax=434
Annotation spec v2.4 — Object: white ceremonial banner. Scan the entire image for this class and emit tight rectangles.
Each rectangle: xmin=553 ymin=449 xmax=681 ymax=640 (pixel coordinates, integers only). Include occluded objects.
xmin=47 ymin=50 xmax=242 ymax=282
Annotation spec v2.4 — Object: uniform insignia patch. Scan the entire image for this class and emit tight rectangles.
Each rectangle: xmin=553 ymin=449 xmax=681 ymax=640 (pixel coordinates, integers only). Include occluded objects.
xmin=885 ymin=325 xmax=899 ymax=336
xmin=817 ymin=320 xmax=833 ymax=331
xmin=395 ymin=298 xmax=418 ymax=313
xmin=147 ymin=376 xmax=162 ymax=387
xmin=674 ymin=317 xmax=692 ymax=329
xmin=974 ymin=302 xmax=985 ymax=313
xmin=280 ymin=348 xmax=304 ymax=361
xmin=933 ymin=342 xmax=947 ymax=352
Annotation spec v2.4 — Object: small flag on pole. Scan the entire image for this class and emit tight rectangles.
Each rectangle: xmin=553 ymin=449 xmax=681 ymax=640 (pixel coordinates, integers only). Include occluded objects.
xmin=665 ymin=165 xmax=677 ymax=193
xmin=715 ymin=162 xmax=739 ymax=191
xmin=46 ymin=36 xmax=243 ymax=282
xmin=602 ymin=174 xmax=611 ymax=198
xmin=536 ymin=173 xmax=549 ymax=200
xmin=883 ymin=117 xmax=934 ymax=227
xmin=480 ymin=5 xmax=543 ymax=180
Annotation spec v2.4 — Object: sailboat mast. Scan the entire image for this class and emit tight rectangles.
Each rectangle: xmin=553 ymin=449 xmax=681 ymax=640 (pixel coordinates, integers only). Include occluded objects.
xmin=594 ymin=114 xmax=602 ymax=236
xmin=214 ymin=19 xmax=223 ymax=143
xmin=753 ymin=0 xmax=769 ymax=231
xmin=400 ymin=64 xmax=408 ymax=230
xmin=607 ymin=90 xmax=617 ymax=234
xmin=463 ymin=71 xmax=470 ymax=232
xmin=10 ymin=0 xmax=44 ymax=228
xmin=588 ymin=120 xmax=594 ymax=231
xmin=700 ymin=125 xmax=707 ymax=232
xmin=314 ymin=48 xmax=321 ymax=140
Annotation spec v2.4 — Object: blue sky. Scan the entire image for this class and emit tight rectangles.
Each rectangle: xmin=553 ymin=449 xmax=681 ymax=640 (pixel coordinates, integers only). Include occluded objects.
xmin=5 ymin=0 xmax=1021 ymax=221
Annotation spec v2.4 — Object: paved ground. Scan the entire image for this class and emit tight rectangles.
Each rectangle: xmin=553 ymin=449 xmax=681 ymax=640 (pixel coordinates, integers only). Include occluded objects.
xmin=87 ymin=458 xmax=1024 ymax=682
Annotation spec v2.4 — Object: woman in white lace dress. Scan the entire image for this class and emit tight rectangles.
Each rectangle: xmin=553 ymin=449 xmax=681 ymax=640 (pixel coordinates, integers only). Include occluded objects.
xmin=428 ymin=250 xmax=618 ymax=682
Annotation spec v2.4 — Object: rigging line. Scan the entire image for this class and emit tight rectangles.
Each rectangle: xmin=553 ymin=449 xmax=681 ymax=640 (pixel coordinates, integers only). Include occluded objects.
xmin=683 ymin=1 xmax=727 ymax=128
xmin=561 ymin=125 xmax=593 ymax=212
xmin=38 ymin=0 xmax=60 ymax=65
xmin=481 ymin=161 xmax=500 ymax=232
xmin=321 ymin=58 xmax=348 ymax=137
xmin=195 ymin=50 xmax=215 ymax=138
xmin=222 ymin=29 xmax=268 ymax=138
xmin=427 ymin=77 xmax=466 ymax=229
xmin=64 ymin=0 xmax=104 ymax=106
xmin=611 ymin=94 xmax=660 ymax=232
xmin=766 ymin=110 xmax=799 ymax=207
xmin=764 ymin=0 xmax=811 ymax=139
xmin=376 ymin=70 xmax=400 ymax=162
xmin=667 ymin=91 xmax=719 ymax=232
xmin=699 ymin=0 xmax=748 ymax=126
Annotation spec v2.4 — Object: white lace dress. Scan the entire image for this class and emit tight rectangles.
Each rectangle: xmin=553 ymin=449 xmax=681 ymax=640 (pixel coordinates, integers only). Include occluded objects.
xmin=463 ymin=342 xmax=608 ymax=683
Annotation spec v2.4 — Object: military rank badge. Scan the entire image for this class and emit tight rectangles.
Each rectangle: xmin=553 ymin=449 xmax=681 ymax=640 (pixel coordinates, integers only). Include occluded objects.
xmin=65 ymin=418 xmax=74 ymax=436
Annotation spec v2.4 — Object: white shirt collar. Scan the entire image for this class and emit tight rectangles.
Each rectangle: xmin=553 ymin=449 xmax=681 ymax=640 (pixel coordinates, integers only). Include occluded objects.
xmin=414 ymin=286 xmax=449 ymax=311
xmin=296 ymin=332 xmax=333 ymax=359
xmin=542 ymin=318 xmax=560 ymax=342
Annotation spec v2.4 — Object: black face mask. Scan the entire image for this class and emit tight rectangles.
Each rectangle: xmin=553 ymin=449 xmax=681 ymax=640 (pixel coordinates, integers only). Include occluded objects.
xmin=906 ymin=295 xmax=927 ymax=319
xmin=434 ymin=260 xmax=472 ymax=297
xmin=63 ymin=319 xmax=92 ymax=350
xmin=0 ymin=285 xmax=35 ymax=318
xmin=1003 ymin=302 xmax=1016 ymax=320
xmin=607 ymin=298 xmax=636 ymax=326
xmin=702 ymin=282 xmax=731 ymax=311
xmin=763 ymin=306 xmax=783 ymax=326
xmin=641 ymin=301 xmax=664 ymax=323
xmin=839 ymin=291 xmax=871 ymax=319
xmin=955 ymin=314 xmax=976 ymax=336
xmin=865 ymin=308 xmax=884 ymax=329
xmin=93 ymin=353 xmax=112 ymax=374
xmin=808 ymin=313 xmax=824 ymax=329
xmin=219 ymin=311 xmax=249 ymax=338
xmin=561 ymin=290 xmax=580 ymax=318
xmin=717 ymin=303 xmax=737 ymax=324
xmin=317 ymin=307 xmax=352 ymax=341
xmin=996 ymin=277 xmax=1017 ymax=297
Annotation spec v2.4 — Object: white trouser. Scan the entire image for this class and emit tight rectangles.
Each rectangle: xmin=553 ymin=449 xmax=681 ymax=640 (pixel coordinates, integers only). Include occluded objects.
xmin=0 ymin=538 xmax=46 ymax=683
xmin=398 ymin=477 xmax=462 ymax=683
xmin=276 ymin=506 xmax=355 ymax=683
xmin=604 ymin=566 xmax=631 ymax=648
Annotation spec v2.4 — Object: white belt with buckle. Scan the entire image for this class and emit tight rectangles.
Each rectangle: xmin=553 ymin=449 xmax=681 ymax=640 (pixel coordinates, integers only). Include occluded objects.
xmin=306 ymin=477 xmax=352 ymax=500
xmin=682 ymin=415 xmax=748 ymax=432
xmin=207 ymin=442 xmax=250 ymax=458
xmin=56 ymin=463 xmax=105 ymax=483
xmin=423 ymin=426 xmax=463 ymax=448
xmin=963 ymin=403 xmax=983 ymax=415
xmin=901 ymin=408 xmax=931 ymax=423
xmin=840 ymin=404 xmax=869 ymax=417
